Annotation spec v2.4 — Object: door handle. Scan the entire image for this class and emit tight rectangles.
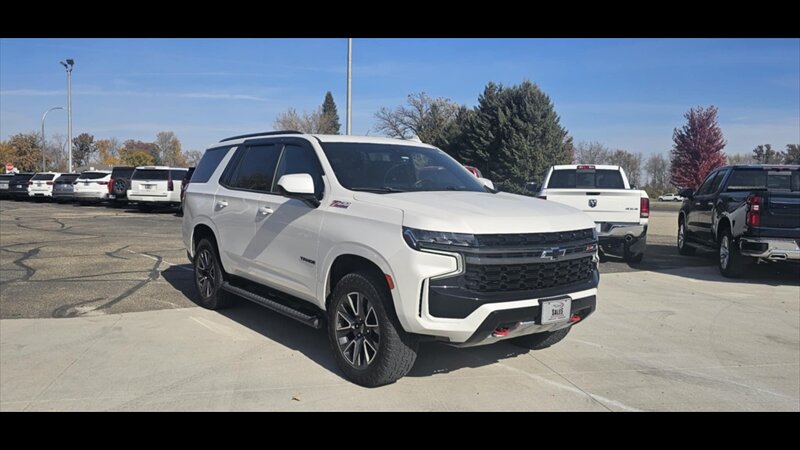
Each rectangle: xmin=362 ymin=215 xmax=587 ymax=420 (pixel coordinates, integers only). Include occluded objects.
xmin=216 ymin=200 xmax=228 ymax=209
xmin=257 ymin=206 xmax=274 ymax=216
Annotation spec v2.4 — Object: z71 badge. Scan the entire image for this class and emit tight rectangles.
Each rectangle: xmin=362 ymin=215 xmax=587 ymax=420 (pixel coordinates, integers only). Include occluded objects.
xmin=330 ymin=200 xmax=351 ymax=209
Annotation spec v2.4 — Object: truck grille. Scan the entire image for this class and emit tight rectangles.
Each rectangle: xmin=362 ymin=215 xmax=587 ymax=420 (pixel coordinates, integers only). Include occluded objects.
xmin=464 ymin=256 xmax=595 ymax=292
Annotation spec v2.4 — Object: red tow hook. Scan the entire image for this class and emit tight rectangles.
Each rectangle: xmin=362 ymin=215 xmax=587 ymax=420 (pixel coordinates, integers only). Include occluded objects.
xmin=492 ymin=327 xmax=510 ymax=337
xmin=569 ymin=314 xmax=581 ymax=323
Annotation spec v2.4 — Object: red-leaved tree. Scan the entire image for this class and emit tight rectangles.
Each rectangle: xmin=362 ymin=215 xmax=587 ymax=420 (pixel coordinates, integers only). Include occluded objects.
xmin=670 ymin=106 xmax=727 ymax=189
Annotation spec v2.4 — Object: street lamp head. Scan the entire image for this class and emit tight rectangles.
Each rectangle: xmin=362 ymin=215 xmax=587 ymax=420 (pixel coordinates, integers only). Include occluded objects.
xmin=60 ymin=59 xmax=74 ymax=71
xmin=66 ymin=59 xmax=74 ymax=66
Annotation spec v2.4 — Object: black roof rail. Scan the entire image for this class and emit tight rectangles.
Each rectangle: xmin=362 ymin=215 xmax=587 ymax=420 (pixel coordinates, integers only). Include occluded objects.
xmin=219 ymin=130 xmax=302 ymax=142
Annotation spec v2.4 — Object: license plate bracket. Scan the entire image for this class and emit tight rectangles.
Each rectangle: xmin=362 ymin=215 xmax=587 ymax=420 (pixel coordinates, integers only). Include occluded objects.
xmin=540 ymin=296 xmax=572 ymax=324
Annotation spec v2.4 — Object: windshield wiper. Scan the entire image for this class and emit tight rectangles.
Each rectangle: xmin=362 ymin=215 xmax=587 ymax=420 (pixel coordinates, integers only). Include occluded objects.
xmin=349 ymin=187 xmax=407 ymax=194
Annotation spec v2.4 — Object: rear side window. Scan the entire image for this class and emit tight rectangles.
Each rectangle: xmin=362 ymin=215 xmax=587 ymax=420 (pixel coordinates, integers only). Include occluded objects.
xmin=547 ymin=169 xmax=625 ymax=189
xmin=132 ymin=170 xmax=169 ymax=181
xmin=274 ymin=144 xmax=324 ymax=197
xmin=697 ymin=170 xmax=726 ymax=195
xmin=55 ymin=175 xmax=79 ymax=184
xmin=191 ymin=147 xmax=230 ymax=184
xmin=79 ymin=172 xmax=110 ymax=180
xmin=226 ymin=145 xmax=281 ymax=192
xmin=31 ymin=173 xmax=56 ymax=181
xmin=169 ymin=169 xmax=187 ymax=180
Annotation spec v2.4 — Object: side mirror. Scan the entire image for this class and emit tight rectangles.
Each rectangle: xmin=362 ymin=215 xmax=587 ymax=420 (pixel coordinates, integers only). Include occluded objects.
xmin=477 ymin=177 xmax=494 ymax=190
xmin=679 ymin=188 xmax=694 ymax=199
xmin=277 ymin=173 xmax=319 ymax=207
xmin=525 ymin=182 xmax=540 ymax=193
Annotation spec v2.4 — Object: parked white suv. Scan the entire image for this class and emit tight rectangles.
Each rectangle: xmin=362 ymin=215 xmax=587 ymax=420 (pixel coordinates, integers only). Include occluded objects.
xmin=182 ymin=132 xmax=600 ymax=387
xmin=28 ymin=172 xmax=62 ymax=199
xmin=128 ymin=166 xmax=188 ymax=211
xmin=73 ymin=170 xmax=111 ymax=204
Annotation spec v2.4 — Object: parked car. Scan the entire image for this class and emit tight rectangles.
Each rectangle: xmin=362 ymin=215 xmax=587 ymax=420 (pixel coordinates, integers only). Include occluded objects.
xmin=107 ymin=166 xmax=136 ymax=207
xmin=179 ymin=166 xmax=195 ymax=214
xmin=7 ymin=173 xmax=35 ymax=200
xmin=128 ymin=166 xmax=188 ymax=211
xmin=73 ymin=170 xmax=112 ymax=204
xmin=28 ymin=172 xmax=62 ymax=200
xmin=0 ymin=173 xmax=14 ymax=199
xmin=183 ymin=131 xmax=599 ymax=387
xmin=658 ymin=193 xmax=683 ymax=202
xmin=534 ymin=164 xmax=649 ymax=263
xmin=678 ymin=164 xmax=799 ymax=277
xmin=52 ymin=173 xmax=80 ymax=203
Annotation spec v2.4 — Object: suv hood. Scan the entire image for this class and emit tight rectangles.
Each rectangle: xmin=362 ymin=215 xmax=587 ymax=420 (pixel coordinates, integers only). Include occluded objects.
xmin=353 ymin=191 xmax=595 ymax=234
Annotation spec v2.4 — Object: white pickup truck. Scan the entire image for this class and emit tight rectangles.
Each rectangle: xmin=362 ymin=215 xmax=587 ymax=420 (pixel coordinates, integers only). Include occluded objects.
xmin=534 ymin=164 xmax=649 ymax=263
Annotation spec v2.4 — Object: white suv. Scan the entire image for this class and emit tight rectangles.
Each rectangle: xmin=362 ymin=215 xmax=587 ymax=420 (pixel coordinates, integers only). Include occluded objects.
xmin=128 ymin=166 xmax=188 ymax=211
xmin=182 ymin=132 xmax=599 ymax=387
xmin=73 ymin=170 xmax=111 ymax=203
xmin=28 ymin=172 xmax=62 ymax=199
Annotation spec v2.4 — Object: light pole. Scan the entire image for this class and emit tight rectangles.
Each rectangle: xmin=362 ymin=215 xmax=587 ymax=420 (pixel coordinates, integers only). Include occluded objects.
xmin=346 ymin=38 xmax=352 ymax=135
xmin=41 ymin=107 xmax=64 ymax=171
xmin=60 ymin=59 xmax=74 ymax=172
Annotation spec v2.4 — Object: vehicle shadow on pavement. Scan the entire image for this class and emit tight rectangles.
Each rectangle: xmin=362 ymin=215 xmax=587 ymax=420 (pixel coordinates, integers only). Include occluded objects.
xmin=617 ymin=243 xmax=800 ymax=287
xmin=161 ymin=265 xmax=535 ymax=382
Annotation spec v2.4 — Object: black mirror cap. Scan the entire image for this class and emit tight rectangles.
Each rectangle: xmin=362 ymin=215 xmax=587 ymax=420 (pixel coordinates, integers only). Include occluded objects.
xmin=524 ymin=182 xmax=540 ymax=193
xmin=679 ymin=188 xmax=694 ymax=199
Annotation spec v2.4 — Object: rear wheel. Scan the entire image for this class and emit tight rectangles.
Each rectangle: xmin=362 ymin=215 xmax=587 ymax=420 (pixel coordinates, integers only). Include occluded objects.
xmin=512 ymin=327 xmax=571 ymax=350
xmin=328 ymin=272 xmax=418 ymax=387
xmin=193 ymin=239 xmax=232 ymax=309
xmin=677 ymin=220 xmax=696 ymax=256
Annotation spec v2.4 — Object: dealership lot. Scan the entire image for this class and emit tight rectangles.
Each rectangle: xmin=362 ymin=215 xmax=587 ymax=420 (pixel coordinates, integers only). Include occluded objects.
xmin=1 ymin=200 xmax=798 ymax=411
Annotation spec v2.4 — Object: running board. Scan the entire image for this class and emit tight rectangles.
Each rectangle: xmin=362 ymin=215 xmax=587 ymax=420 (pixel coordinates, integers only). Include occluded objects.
xmin=221 ymin=282 xmax=322 ymax=329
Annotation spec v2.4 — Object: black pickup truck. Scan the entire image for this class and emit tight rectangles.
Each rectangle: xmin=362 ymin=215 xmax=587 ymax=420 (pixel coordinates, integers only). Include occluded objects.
xmin=677 ymin=164 xmax=800 ymax=278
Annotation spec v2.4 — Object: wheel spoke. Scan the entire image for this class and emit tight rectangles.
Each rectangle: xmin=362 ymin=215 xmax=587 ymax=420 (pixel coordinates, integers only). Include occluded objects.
xmin=347 ymin=292 xmax=360 ymax=317
xmin=342 ymin=339 xmax=356 ymax=365
xmin=336 ymin=310 xmax=355 ymax=332
xmin=365 ymin=306 xmax=378 ymax=328
xmin=352 ymin=337 xmax=363 ymax=366
xmin=363 ymin=338 xmax=377 ymax=363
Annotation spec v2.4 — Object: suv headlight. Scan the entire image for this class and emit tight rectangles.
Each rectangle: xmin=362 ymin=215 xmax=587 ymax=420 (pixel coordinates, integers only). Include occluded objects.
xmin=402 ymin=227 xmax=478 ymax=251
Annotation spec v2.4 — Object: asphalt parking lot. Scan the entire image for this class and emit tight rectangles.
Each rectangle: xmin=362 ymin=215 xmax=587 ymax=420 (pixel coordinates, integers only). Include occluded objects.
xmin=1 ymin=200 xmax=798 ymax=411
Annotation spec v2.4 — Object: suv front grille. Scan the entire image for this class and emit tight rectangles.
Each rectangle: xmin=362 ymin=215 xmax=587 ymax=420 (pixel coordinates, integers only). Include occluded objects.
xmin=475 ymin=229 xmax=594 ymax=247
xmin=464 ymin=256 xmax=595 ymax=292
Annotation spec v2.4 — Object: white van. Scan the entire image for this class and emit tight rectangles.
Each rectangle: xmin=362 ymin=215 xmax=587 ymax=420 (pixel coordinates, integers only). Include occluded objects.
xmin=127 ymin=166 xmax=188 ymax=211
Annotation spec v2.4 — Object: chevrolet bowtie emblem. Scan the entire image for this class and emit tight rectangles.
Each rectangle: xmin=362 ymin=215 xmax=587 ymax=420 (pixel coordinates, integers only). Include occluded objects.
xmin=541 ymin=247 xmax=567 ymax=260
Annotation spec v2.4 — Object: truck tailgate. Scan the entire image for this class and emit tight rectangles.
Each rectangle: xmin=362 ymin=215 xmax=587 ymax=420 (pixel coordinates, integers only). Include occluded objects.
xmin=545 ymin=189 xmax=642 ymax=223
xmin=763 ymin=192 xmax=800 ymax=230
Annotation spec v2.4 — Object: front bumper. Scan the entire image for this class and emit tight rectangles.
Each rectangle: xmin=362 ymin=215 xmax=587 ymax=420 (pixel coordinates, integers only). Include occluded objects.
xmin=597 ymin=223 xmax=647 ymax=257
xmin=740 ymin=237 xmax=800 ymax=261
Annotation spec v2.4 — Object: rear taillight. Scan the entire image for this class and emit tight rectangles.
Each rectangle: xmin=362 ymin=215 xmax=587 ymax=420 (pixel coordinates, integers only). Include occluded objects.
xmin=577 ymin=165 xmax=595 ymax=170
xmin=746 ymin=194 xmax=762 ymax=227
xmin=168 ymin=179 xmax=174 ymax=191
xmin=46 ymin=181 xmax=53 ymax=185
xmin=108 ymin=178 xmax=114 ymax=193
xmin=640 ymin=197 xmax=650 ymax=218
xmin=98 ymin=181 xmax=108 ymax=185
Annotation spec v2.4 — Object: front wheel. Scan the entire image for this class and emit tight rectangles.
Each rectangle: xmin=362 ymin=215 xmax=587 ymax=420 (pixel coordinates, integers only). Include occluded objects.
xmin=511 ymin=327 xmax=571 ymax=350
xmin=719 ymin=229 xmax=748 ymax=278
xmin=193 ymin=239 xmax=233 ymax=309
xmin=328 ymin=272 xmax=418 ymax=387
xmin=677 ymin=221 xmax=696 ymax=256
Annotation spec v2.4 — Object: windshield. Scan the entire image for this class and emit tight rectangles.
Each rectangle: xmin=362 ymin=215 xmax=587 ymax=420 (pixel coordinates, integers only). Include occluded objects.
xmin=321 ymin=143 xmax=486 ymax=193
xmin=547 ymin=169 xmax=626 ymax=189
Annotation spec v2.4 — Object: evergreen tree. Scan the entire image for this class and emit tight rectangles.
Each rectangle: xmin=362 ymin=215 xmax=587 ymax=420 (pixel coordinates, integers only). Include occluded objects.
xmin=320 ymin=91 xmax=341 ymax=134
xmin=461 ymin=81 xmax=572 ymax=192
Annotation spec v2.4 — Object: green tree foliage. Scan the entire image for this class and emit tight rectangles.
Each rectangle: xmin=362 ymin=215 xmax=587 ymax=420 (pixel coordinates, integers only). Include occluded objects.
xmin=119 ymin=148 xmax=155 ymax=167
xmin=460 ymin=81 xmax=572 ymax=193
xmin=6 ymin=132 xmax=42 ymax=171
xmin=670 ymin=106 xmax=726 ymax=189
xmin=785 ymin=144 xmax=800 ymax=164
xmin=751 ymin=144 xmax=785 ymax=164
xmin=320 ymin=91 xmax=341 ymax=134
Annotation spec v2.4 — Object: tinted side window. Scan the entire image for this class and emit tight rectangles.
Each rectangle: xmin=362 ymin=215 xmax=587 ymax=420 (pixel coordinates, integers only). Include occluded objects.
xmin=111 ymin=167 xmax=134 ymax=178
xmin=695 ymin=171 xmax=717 ymax=196
xmin=192 ymin=147 xmax=230 ymax=183
xmin=707 ymin=170 xmax=727 ymax=194
xmin=275 ymin=144 xmax=324 ymax=197
xmin=227 ymin=145 xmax=281 ymax=192
xmin=169 ymin=169 xmax=187 ymax=180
